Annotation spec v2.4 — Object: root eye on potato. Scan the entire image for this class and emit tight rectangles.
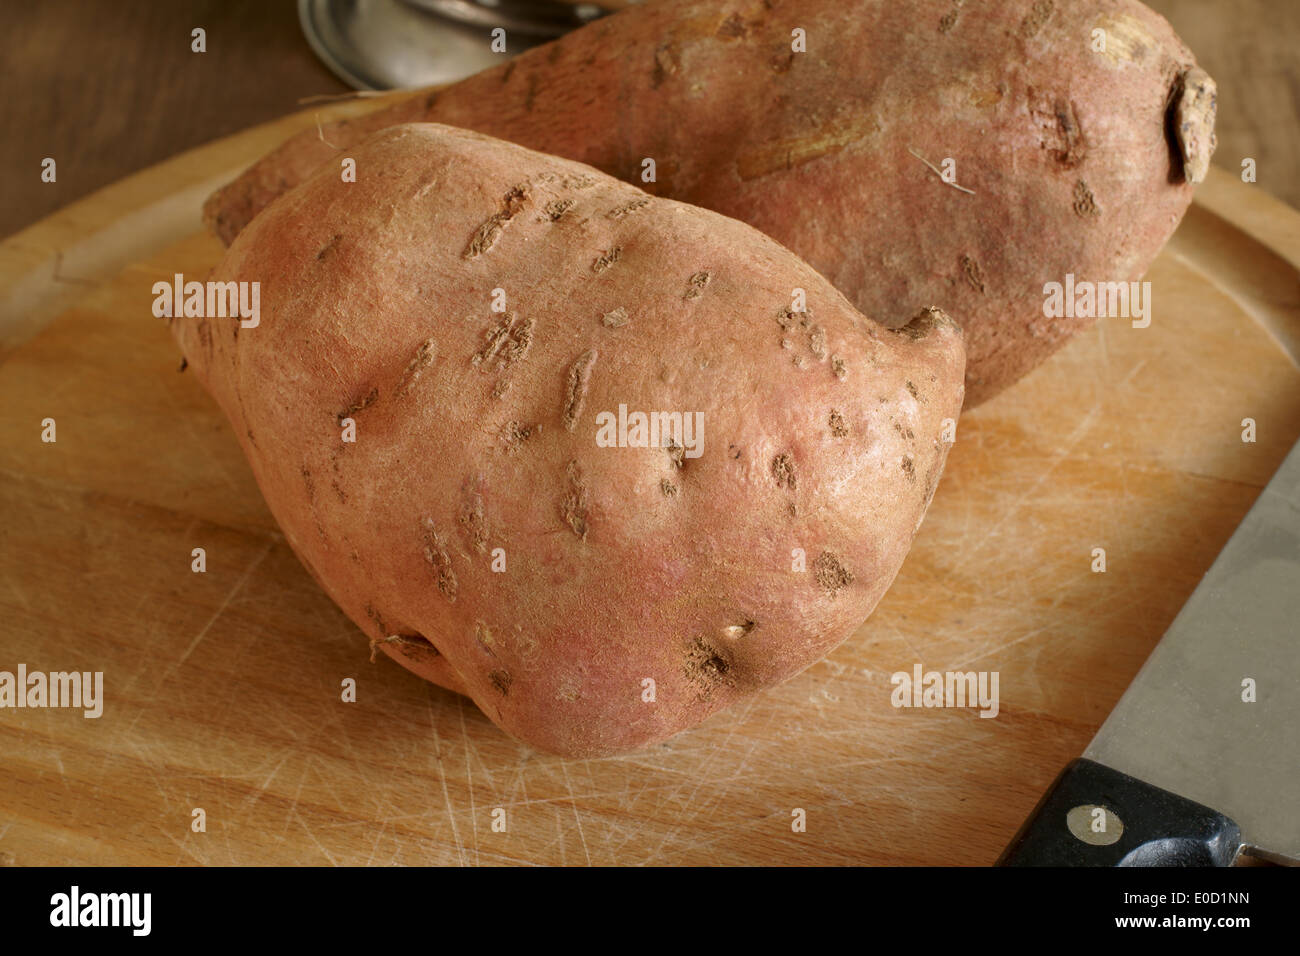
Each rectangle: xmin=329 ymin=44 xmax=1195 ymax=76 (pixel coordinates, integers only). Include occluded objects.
xmin=175 ymin=123 xmax=964 ymax=757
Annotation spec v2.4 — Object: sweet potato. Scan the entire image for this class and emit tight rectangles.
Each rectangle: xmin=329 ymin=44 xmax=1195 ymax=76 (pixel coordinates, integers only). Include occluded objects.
xmin=173 ymin=123 xmax=964 ymax=757
xmin=205 ymin=0 xmax=1215 ymax=406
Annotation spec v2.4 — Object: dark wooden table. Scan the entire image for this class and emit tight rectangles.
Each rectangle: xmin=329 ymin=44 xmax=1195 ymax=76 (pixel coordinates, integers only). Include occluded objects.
xmin=2 ymin=0 xmax=348 ymax=238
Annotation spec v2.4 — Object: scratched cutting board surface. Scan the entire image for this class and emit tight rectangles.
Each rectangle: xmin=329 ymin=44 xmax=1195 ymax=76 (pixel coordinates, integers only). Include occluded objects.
xmin=1 ymin=106 xmax=1298 ymax=864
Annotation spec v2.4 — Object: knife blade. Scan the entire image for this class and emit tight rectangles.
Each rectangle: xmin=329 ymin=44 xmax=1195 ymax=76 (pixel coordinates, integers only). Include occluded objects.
xmin=999 ymin=436 xmax=1300 ymax=866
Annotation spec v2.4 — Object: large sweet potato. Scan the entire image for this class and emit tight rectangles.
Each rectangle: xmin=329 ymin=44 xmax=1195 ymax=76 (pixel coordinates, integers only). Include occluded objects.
xmin=173 ymin=123 xmax=964 ymax=757
xmin=205 ymin=0 xmax=1215 ymax=406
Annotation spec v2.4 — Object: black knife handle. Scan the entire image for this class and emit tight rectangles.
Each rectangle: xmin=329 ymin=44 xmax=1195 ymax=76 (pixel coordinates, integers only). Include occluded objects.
xmin=996 ymin=758 xmax=1242 ymax=866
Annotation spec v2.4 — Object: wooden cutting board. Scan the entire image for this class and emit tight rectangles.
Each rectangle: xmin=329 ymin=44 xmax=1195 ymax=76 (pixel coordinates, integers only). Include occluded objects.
xmin=2 ymin=103 xmax=1298 ymax=865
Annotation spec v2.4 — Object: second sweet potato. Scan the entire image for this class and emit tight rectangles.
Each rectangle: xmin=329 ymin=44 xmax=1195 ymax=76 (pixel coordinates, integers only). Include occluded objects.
xmin=205 ymin=0 xmax=1215 ymax=406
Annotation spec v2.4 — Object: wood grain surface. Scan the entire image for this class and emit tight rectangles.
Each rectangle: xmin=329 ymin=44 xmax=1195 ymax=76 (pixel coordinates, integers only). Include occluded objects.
xmin=1 ymin=153 xmax=1297 ymax=864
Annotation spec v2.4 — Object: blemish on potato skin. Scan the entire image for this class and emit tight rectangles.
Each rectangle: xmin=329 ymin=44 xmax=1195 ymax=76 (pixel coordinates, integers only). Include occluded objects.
xmin=902 ymin=456 xmax=916 ymax=481
xmin=489 ymin=669 xmax=513 ymax=696
xmin=1030 ymin=91 xmax=1088 ymax=168
xmin=715 ymin=12 xmax=748 ymax=39
xmin=562 ymin=349 xmax=597 ymax=431
xmin=502 ymin=420 xmax=540 ymax=449
xmin=463 ymin=184 xmax=529 ymax=258
xmin=775 ymin=306 xmax=826 ymax=361
xmin=905 ymin=380 xmax=920 ymax=400
xmin=592 ymin=248 xmax=622 ymax=273
xmin=666 ymin=441 xmax=686 ymax=470
xmin=475 ymin=620 xmax=496 ymax=655
xmin=396 ymin=338 xmax=437 ymax=397
xmin=315 ymin=233 xmax=342 ymax=261
xmin=829 ymin=409 xmax=849 ymax=437
xmin=1051 ymin=100 xmax=1086 ymax=167
xmin=651 ymin=43 xmax=678 ymax=88
xmin=1073 ymin=179 xmax=1100 ymax=217
xmin=772 ymin=453 xmax=797 ymax=489
xmin=960 ymin=254 xmax=986 ymax=293
xmin=601 ymin=307 xmax=628 ymax=328
xmin=896 ymin=306 xmax=953 ymax=341
xmin=460 ymin=486 xmax=489 ymax=553
xmin=560 ymin=461 xmax=590 ymax=539
xmin=813 ymin=550 xmax=855 ymax=596
xmin=338 ymin=386 xmax=378 ymax=424
xmin=831 ymin=356 xmax=847 ymax=380
xmin=422 ymin=519 xmax=458 ymax=601
xmin=684 ymin=271 xmax=711 ymax=299
xmin=893 ymin=421 xmax=916 ymax=440
xmin=607 ymin=198 xmax=650 ymax=220
xmin=660 ymin=478 xmax=679 ymax=497
xmin=541 ymin=198 xmax=575 ymax=221
xmin=684 ymin=636 xmax=734 ymax=696
xmin=1018 ymin=0 xmax=1055 ymax=39
xmin=473 ymin=312 xmax=534 ymax=369
xmin=808 ymin=325 xmax=827 ymax=360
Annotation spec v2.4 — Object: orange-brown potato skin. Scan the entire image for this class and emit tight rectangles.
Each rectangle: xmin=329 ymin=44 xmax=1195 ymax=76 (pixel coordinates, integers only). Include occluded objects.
xmin=205 ymin=0 xmax=1209 ymax=406
xmin=177 ymin=124 xmax=964 ymax=757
